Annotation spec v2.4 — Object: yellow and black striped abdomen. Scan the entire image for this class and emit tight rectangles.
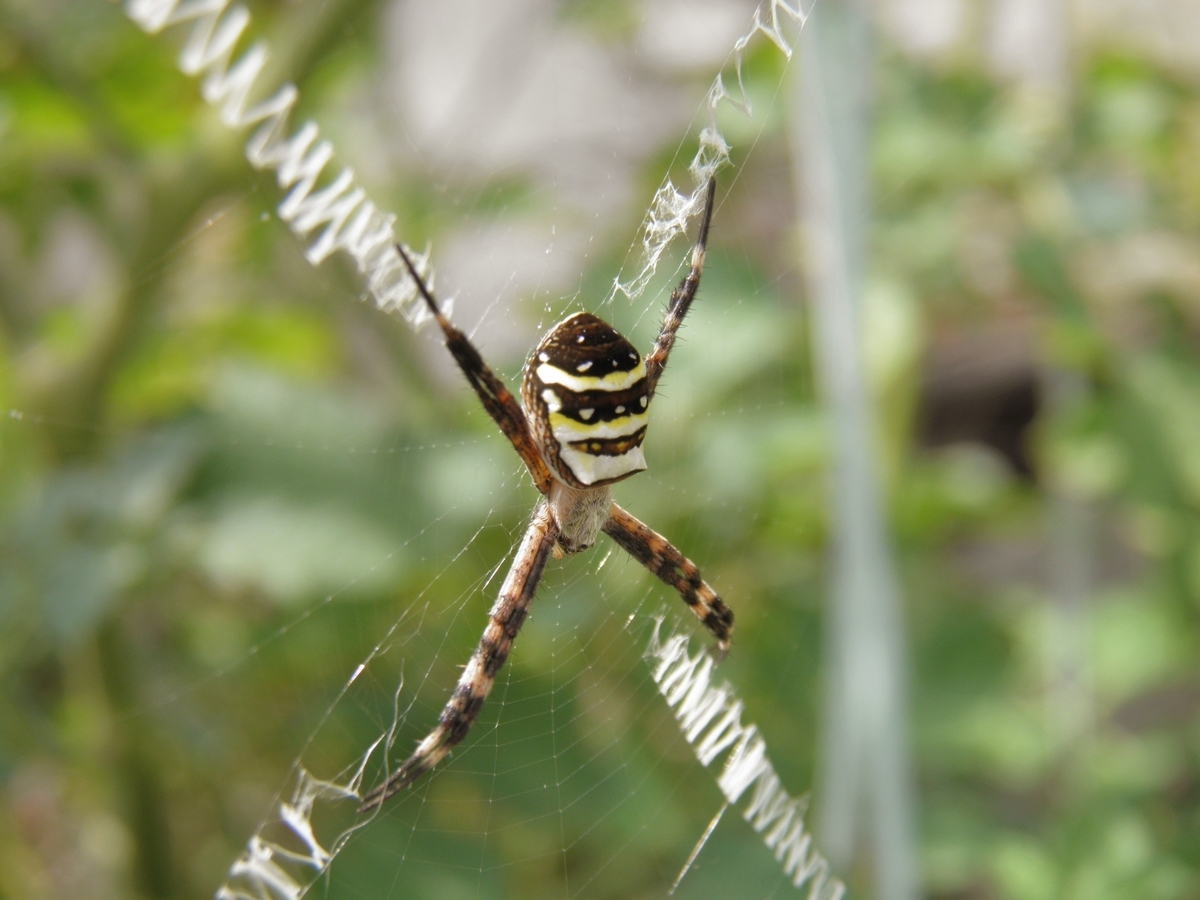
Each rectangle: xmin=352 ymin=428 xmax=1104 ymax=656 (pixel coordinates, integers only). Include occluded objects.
xmin=521 ymin=312 xmax=650 ymax=488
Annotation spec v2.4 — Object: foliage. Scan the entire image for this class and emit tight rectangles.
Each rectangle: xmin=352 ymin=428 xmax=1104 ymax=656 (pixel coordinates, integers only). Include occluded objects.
xmin=1 ymin=1 xmax=1198 ymax=899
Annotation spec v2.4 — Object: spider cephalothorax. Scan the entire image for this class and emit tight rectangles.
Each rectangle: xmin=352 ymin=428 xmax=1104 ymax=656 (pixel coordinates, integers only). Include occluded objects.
xmin=360 ymin=178 xmax=731 ymax=811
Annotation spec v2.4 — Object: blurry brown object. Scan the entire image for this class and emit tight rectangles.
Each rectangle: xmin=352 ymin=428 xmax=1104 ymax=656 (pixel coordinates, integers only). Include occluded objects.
xmin=918 ymin=319 xmax=1040 ymax=477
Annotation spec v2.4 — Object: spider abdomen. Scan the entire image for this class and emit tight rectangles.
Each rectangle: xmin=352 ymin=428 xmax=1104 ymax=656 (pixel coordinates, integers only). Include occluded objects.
xmin=521 ymin=312 xmax=650 ymax=488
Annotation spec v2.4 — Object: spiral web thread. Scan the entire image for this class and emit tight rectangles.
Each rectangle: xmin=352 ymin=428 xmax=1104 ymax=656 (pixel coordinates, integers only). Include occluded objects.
xmin=118 ymin=0 xmax=837 ymax=897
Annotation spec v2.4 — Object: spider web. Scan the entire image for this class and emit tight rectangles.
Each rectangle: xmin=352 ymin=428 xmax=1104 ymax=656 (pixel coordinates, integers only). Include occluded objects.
xmin=5 ymin=1 xmax=842 ymax=897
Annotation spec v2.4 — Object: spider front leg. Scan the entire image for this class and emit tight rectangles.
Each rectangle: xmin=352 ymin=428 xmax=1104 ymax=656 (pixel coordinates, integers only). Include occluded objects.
xmin=396 ymin=244 xmax=556 ymax=496
xmin=643 ymin=177 xmax=717 ymax=399
xmin=359 ymin=503 xmax=560 ymax=811
xmin=602 ymin=503 xmax=733 ymax=654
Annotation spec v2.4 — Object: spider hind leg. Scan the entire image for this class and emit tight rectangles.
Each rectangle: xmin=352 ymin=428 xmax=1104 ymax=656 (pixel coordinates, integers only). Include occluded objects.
xmin=359 ymin=503 xmax=559 ymax=811
xmin=602 ymin=502 xmax=733 ymax=652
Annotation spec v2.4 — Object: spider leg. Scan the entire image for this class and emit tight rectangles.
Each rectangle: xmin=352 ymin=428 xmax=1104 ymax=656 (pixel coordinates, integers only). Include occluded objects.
xmin=602 ymin=502 xmax=733 ymax=654
xmin=359 ymin=502 xmax=559 ymax=811
xmin=643 ymin=177 xmax=717 ymax=399
xmin=397 ymin=244 xmax=556 ymax=495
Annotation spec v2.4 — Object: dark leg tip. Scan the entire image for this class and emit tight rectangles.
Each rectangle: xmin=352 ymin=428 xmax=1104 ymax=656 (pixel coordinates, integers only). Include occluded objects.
xmin=396 ymin=242 xmax=441 ymax=319
xmin=698 ymin=178 xmax=717 ymax=249
xmin=358 ymin=765 xmax=420 ymax=813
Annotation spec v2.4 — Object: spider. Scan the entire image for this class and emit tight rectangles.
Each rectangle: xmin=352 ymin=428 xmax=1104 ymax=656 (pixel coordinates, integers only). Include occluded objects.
xmin=360 ymin=177 xmax=732 ymax=811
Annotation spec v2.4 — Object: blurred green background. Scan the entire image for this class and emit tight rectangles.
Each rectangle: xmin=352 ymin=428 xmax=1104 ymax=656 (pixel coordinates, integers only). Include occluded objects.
xmin=3 ymin=0 xmax=1200 ymax=898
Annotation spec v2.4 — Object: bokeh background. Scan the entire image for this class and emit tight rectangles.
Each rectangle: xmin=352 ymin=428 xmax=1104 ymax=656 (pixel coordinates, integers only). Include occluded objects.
xmin=3 ymin=0 xmax=1200 ymax=898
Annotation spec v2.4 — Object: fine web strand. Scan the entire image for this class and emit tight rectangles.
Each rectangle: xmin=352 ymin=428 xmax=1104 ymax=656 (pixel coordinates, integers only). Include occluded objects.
xmin=103 ymin=0 xmax=845 ymax=896
xmin=121 ymin=0 xmax=808 ymax=325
